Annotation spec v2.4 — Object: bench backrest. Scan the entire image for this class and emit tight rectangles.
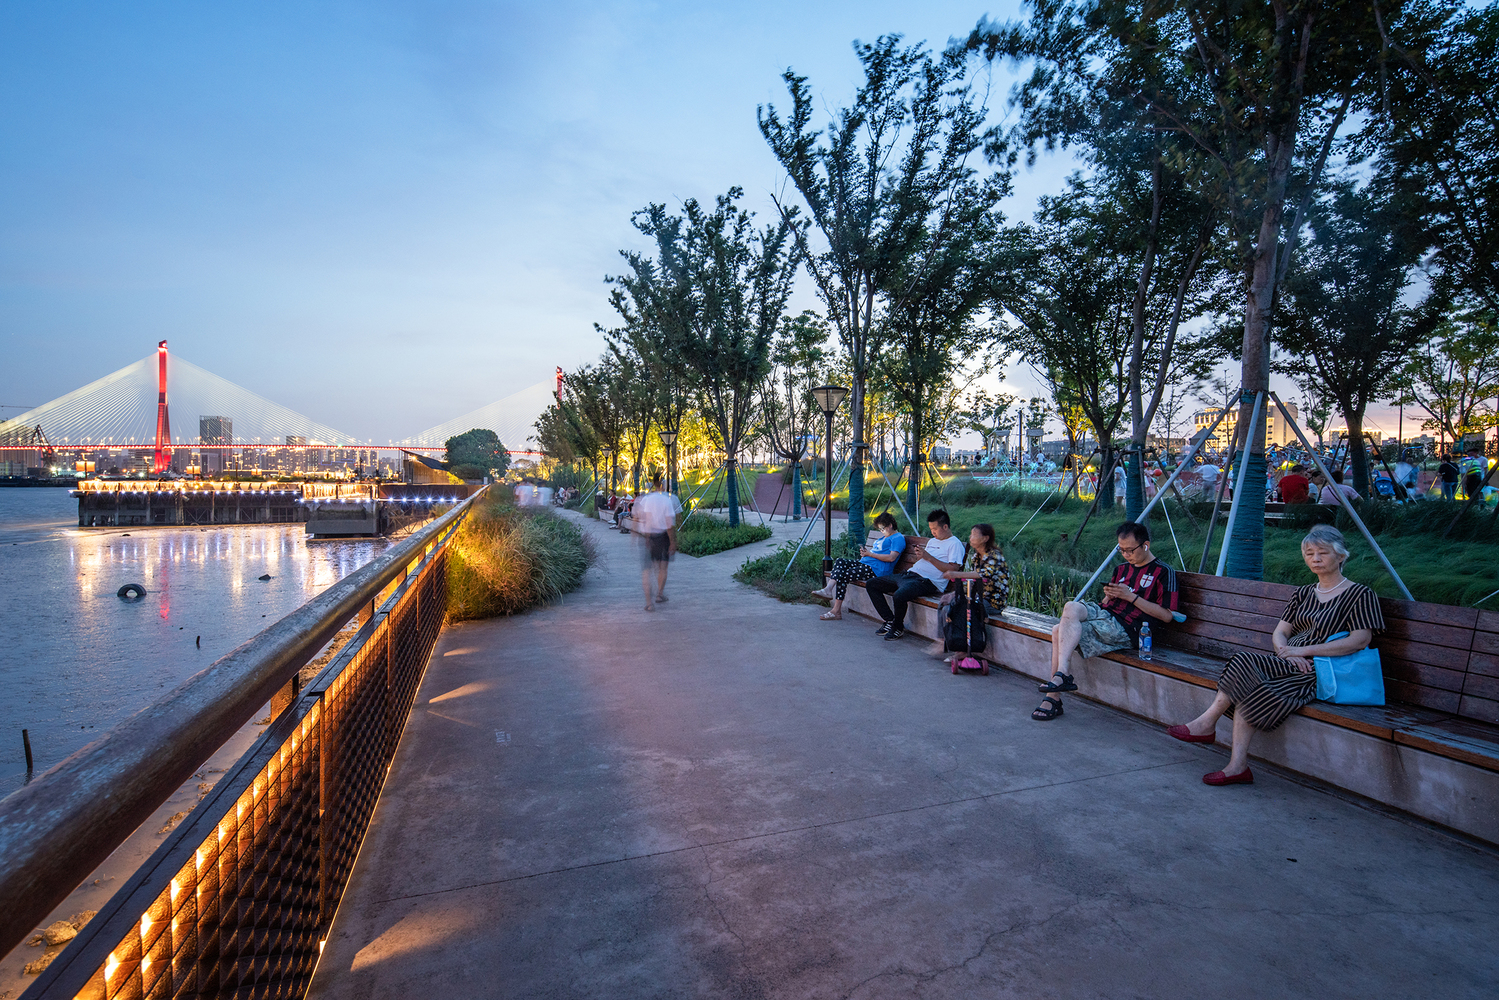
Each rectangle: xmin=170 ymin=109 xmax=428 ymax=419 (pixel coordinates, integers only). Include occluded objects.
xmin=1166 ymin=571 xmax=1496 ymax=724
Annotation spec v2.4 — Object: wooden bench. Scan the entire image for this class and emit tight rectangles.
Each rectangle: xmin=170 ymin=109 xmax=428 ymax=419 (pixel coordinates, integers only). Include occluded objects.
xmin=830 ymin=553 xmax=1499 ymax=842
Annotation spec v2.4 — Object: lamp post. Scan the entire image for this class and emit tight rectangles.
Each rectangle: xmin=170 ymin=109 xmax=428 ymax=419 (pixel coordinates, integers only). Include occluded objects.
xmin=657 ymin=429 xmax=678 ymax=496
xmin=810 ymin=385 xmax=849 ymax=574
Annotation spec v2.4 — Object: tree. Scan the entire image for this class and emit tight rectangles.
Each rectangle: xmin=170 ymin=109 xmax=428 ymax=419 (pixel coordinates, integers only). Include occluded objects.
xmin=1297 ymin=384 xmax=1335 ymax=450
xmin=1274 ymin=179 xmax=1436 ymax=494
xmin=615 ymin=189 xmax=802 ymax=527
xmin=760 ymin=36 xmax=1004 ymax=545
xmin=564 ymin=364 xmax=624 ymax=493
xmin=1000 ymin=187 xmax=1136 ymax=503
xmin=445 ymin=428 xmax=509 ymax=479
xmin=877 ymin=175 xmax=1005 ymax=514
xmin=759 ymin=310 xmax=830 ymax=517
xmin=1393 ymin=302 xmax=1499 ymax=451
xmin=1358 ymin=2 xmax=1499 ymax=311
xmin=601 ymin=339 xmax=656 ymax=495
xmin=968 ymin=0 xmax=1407 ymax=579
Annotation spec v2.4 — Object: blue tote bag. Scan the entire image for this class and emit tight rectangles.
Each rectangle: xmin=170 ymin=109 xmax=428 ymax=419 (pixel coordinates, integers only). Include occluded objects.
xmin=1313 ymin=632 xmax=1386 ymax=706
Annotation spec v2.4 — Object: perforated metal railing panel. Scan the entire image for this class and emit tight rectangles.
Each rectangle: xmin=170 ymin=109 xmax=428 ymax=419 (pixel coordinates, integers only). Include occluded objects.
xmin=41 ymin=544 xmax=453 ymax=1000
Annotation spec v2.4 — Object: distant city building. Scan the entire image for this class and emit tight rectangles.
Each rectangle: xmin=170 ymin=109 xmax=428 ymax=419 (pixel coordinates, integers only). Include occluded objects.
xmin=199 ymin=416 xmax=232 ymax=446
xmin=1192 ymin=401 xmax=1299 ymax=451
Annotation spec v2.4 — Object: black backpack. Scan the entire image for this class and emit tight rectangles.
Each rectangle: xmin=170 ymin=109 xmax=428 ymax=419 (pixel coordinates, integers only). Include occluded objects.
xmin=943 ymin=580 xmax=988 ymax=654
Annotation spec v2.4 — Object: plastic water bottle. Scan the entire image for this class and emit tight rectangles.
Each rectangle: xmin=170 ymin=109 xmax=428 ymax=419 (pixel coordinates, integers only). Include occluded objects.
xmin=1139 ymin=622 xmax=1153 ymax=661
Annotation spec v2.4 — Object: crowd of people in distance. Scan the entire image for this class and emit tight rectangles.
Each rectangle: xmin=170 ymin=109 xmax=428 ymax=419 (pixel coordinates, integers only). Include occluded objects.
xmin=809 ymin=507 xmax=1385 ymax=787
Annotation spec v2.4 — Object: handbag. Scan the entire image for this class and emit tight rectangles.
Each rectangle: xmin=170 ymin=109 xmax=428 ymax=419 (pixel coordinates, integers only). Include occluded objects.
xmin=1313 ymin=632 xmax=1386 ymax=706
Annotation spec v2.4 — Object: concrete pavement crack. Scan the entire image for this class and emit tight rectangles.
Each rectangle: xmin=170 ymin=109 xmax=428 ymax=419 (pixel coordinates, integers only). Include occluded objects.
xmin=837 ymin=901 xmax=1084 ymax=999
xmin=371 ymin=757 xmax=1198 ymax=904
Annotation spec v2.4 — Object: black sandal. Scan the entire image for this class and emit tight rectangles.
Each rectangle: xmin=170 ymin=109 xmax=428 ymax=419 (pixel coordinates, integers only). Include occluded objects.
xmin=1032 ymin=696 xmax=1064 ymax=721
xmin=1038 ymin=672 xmax=1078 ymax=693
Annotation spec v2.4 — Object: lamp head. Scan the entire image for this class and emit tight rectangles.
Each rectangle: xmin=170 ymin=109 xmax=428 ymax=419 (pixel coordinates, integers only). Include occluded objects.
xmin=811 ymin=384 xmax=849 ymax=416
xmin=657 ymin=430 xmax=677 ymax=447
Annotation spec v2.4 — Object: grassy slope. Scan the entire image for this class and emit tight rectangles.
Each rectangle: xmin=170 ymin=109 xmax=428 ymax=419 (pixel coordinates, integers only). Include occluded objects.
xmin=936 ymin=487 xmax=1498 ymax=609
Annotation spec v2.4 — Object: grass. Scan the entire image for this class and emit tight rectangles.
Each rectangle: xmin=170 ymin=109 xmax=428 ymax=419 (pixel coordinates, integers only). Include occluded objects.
xmin=734 ymin=479 xmax=1499 ymax=612
xmin=941 ymin=480 xmax=1499 ymax=608
xmin=445 ymin=493 xmax=596 ymax=621
xmin=680 ymin=468 xmax=762 ymax=511
xmin=676 ymin=514 xmax=773 ymax=557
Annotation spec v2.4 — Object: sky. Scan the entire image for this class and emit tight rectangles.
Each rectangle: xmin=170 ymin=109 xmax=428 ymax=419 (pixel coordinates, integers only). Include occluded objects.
xmin=0 ymin=1 xmax=1405 ymax=449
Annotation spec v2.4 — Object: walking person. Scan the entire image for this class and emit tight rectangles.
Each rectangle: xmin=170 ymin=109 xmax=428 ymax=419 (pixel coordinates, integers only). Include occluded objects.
xmin=811 ymin=512 xmax=904 ymax=620
xmin=630 ymin=473 xmax=681 ymax=612
xmin=865 ymin=509 xmax=966 ymax=641
xmin=1033 ymin=522 xmax=1179 ymax=721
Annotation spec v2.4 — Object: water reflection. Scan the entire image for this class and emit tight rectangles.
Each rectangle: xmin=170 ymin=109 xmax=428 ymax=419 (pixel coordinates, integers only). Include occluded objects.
xmin=0 ymin=488 xmax=387 ymax=797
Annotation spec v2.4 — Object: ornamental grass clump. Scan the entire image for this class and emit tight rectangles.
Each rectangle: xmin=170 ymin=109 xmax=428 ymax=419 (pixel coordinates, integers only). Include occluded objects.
xmin=445 ymin=497 xmax=594 ymax=621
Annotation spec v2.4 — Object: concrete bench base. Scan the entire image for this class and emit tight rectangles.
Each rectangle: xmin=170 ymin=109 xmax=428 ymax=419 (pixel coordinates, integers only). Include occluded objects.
xmin=835 ymin=583 xmax=1499 ymax=845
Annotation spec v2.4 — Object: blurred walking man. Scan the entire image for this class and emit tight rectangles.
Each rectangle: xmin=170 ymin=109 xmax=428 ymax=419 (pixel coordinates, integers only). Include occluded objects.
xmin=631 ymin=473 xmax=682 ymax=612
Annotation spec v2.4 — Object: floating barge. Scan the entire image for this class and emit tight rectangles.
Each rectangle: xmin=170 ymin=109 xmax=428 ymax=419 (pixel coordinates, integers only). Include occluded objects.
xmin=72 ymin=480 xmax=480 ymax=534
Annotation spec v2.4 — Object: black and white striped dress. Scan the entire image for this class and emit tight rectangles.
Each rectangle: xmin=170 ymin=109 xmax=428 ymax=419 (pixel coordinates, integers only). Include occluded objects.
xmin=1219 ymin=582 xmax=1385 ymax=731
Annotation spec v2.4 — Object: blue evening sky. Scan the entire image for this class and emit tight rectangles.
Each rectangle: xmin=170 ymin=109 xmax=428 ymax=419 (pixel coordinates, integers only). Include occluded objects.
xmin=0 ymin=1 xmax=1072 ymax=444
xmin=1 ymin=2 xmax=1394 ymax=446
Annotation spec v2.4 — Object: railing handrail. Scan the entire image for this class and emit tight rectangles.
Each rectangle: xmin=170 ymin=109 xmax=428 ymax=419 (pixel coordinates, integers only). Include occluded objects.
xmin=0 ymin=490 xmax=483 ymax=958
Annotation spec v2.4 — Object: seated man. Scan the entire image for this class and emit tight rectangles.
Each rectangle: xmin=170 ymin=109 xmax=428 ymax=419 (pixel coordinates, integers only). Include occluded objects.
xmin=864 ymin=509 xmax=966 ymax=641
xmin=1278 ymin=464 xmax=1311 ymax=503
xmin=1033 ymin=521 xmax=1179 ymax=721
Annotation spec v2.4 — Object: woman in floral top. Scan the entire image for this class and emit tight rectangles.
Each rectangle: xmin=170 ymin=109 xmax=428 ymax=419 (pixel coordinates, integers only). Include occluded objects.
xmin=926 ymin=523 xmax=1009 ymax=664
xmin=947 ymin=523 xmax=1008 ymax=612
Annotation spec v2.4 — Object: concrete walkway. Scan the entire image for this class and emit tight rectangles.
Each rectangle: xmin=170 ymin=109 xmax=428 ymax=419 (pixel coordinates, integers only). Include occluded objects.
xmin=309 ymin=512 xmax=1499 ymax=999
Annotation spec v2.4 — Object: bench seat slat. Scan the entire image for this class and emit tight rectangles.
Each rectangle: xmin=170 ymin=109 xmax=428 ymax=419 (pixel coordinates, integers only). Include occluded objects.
xmin=1375 ymin=640 xmax=1474 ymax=679
xmin=1466 ymin=651 xmax=1499 ymax=679
xmin=1387 ymin=680 xmax=1462 ymax=714
xmin=1458 ymin=695 xmax=1499 ymax=726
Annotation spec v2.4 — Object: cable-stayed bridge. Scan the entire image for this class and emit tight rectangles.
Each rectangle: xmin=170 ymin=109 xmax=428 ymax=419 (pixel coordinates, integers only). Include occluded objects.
xmin=0 ymin=345 xmax=554 ymax=476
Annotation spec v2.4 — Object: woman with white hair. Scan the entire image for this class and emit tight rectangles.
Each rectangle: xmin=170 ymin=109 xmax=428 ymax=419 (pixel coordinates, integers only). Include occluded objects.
xmin=1166 ymin=525 xmax=1384 ymax=785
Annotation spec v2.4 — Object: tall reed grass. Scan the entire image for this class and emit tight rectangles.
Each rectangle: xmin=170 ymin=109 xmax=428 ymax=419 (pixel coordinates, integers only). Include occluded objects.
xmin=446 ymin=495 xmax=595 ymax=621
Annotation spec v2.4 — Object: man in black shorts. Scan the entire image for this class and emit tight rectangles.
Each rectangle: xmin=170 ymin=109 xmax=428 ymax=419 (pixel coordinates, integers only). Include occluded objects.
xmin=630 ymin=474 xmax=681 ymax=612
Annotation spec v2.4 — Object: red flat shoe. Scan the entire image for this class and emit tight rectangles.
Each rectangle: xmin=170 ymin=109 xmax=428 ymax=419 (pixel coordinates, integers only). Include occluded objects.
xmin=1167 ymin=724 xmax=1216 ymax=744
xmin=1203 ymin=768 xmax=1254 ymax=786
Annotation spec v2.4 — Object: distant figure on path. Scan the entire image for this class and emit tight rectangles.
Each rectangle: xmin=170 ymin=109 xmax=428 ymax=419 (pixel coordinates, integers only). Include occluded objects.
xmin=631 ymin=474 xmax=681 ymax=612
xmin=1033 ymin=522 xmax=1178 ymax=722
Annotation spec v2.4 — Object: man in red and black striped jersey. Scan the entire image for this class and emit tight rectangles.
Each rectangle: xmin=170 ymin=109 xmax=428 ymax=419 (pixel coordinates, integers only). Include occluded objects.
xmin=1033 ymin=522 xmax=1179 ymax=721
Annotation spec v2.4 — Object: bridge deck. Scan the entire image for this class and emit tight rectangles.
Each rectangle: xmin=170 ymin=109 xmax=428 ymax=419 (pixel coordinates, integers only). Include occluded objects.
xmin=308 ymin=512 xmax=1499 ymax=999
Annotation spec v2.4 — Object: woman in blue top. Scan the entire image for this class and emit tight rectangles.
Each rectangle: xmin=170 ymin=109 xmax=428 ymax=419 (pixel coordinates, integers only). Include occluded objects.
xmin=812 ymin=512 xmax=905 ymax=620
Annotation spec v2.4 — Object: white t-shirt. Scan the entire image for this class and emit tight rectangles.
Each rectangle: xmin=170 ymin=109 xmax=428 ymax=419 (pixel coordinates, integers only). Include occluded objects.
xmin=632 ymin=490 xmax=682 ymax=533
xmin=1199 ymin=464 xmax=1220 ymax=484
xmin=911 ymin=533 xmax=966 ymax=584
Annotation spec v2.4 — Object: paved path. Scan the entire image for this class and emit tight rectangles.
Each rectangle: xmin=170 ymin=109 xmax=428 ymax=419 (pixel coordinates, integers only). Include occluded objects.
xmin=754 ymin=472 xmax=847 ymax=520
xmin=309 ymin=512 xmax=1499 ymax=999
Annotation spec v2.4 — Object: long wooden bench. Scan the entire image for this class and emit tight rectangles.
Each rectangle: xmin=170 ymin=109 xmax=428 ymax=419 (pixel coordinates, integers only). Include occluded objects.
xmin=831 ymin=535 xmax=1499 ymax=843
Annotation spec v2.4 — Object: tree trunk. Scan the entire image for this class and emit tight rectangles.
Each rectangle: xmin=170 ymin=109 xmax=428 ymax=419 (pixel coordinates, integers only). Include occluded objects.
xmin=726 ymin=456 xmax=740 ymax=528
xmin=1098 ymin=439 xmax=1116 ymax=509
xmin=847 ymin=382 xmax=866 ymax=554
xmin=1346 ymin=409 xmax=1370 ymax=496
xmin=791 ymin=461 xmax=803 ymax=519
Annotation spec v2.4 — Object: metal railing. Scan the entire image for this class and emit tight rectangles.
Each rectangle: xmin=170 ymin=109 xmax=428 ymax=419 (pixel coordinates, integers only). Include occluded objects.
xmin=0 ymin=490 xmax=484 ymax=999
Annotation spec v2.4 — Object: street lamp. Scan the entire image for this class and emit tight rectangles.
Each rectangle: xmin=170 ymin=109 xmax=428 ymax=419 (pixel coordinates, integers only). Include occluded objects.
xmin=810 ymin=385 xmax=849 ymax=574
xmin=657 ymin=429 xmax=678 ymax=496
xmin=601 ymin=445 xmax=613 ymax=497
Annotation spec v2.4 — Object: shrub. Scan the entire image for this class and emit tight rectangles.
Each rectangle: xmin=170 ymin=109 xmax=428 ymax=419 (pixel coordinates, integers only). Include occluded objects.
xmin=445 ymin=496 xmax=595 ymax=621
xmin=677 ymin=516 xmax=773 ymax=556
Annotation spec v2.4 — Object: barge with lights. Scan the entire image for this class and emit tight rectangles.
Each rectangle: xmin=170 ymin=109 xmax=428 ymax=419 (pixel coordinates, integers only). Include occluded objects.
xmin=72 ymin=480 xmax=479 ymax=535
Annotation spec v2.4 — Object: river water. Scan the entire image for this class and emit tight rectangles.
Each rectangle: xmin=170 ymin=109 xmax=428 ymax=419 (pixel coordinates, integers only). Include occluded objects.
xmin=0 ymin=487 xmax=390 ymax=798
